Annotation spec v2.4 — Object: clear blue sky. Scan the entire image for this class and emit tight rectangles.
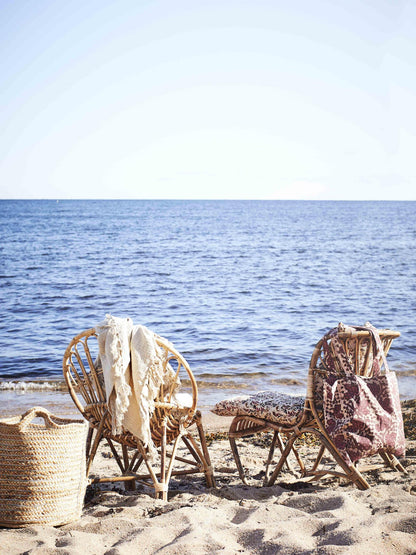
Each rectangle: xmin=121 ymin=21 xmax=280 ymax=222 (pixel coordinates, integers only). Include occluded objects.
xmin=1 ymin=0 xmax=415 ymax=200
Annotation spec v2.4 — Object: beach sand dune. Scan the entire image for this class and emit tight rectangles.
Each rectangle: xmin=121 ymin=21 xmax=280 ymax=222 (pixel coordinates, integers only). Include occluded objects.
xmin=1 ymin=406 xmax=416 ymax=555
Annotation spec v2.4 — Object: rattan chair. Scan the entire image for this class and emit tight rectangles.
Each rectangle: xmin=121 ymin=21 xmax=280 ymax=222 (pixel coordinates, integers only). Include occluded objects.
xmin=63 ymin=328 xmax=215 ymax=501
xmin=224 ymin=326 xmax=405 ymax=490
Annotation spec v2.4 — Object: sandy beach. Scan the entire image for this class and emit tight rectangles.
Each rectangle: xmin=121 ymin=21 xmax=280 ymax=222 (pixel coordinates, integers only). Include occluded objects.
xmin=1 ymin=401 xmax=415 ymax=555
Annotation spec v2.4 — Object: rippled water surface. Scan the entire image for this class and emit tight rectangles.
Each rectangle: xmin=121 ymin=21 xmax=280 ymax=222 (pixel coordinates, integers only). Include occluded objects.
xmin=1 ymin=199 xmax=415 ymax=414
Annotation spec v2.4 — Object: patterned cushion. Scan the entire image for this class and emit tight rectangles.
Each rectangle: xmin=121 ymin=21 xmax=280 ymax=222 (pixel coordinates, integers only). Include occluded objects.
xmin=212 ymin=391 xmax=305 ymax=426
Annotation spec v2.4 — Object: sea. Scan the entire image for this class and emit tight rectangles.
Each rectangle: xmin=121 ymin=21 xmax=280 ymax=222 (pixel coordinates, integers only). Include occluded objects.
xmin=1 ymin=199 xmax=415 ymax=418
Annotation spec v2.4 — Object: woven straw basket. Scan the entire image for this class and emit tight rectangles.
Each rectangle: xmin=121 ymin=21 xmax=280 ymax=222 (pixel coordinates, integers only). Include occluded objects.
xmin=0 ymin=407 xmax=89 ymax=527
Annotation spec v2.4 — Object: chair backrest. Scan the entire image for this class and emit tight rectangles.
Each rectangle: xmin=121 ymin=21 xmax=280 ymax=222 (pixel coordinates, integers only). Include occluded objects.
xmin=63 ymin=328 xmax=198 ymax=446
xmin=306 ymin=325 xmax=400 ymax=406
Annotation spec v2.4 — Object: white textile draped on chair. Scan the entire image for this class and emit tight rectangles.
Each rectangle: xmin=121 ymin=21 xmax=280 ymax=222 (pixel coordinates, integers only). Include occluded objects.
xmin=96 ymin=314 xmax=179 ymax=458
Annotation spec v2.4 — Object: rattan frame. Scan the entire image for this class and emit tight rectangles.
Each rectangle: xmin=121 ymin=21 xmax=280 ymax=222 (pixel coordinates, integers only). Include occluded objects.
xmin=229 ymin=328 xmax=406 ymax=490
xmin=63 ymin=328 xmax=215 ymax=501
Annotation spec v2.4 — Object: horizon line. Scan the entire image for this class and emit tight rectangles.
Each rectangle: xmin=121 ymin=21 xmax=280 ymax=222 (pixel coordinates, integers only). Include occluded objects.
xmin=0 ymin=198 xmax=415 ymax=202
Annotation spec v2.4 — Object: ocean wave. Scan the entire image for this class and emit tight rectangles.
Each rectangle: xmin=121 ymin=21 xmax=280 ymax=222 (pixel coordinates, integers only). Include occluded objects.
xmin=0 ymin=380 xmax=66 ymax=391
xmin=195 ymin=380 xmax=251 ymax=390
xmin=197 ymin=371 xmax=268 ymax=379
xmin=270 ymin=377 xmax=305 ymax=386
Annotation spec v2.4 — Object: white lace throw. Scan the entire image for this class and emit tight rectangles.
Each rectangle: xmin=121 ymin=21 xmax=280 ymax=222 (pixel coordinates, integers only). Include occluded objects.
xmin=96 ymin=315 xmax=179 ymax=458
xmin=96 ymin=315 xmax=133 ymax=435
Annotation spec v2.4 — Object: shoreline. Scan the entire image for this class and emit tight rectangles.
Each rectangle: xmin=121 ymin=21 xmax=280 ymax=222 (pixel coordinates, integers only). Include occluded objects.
xmin=1 ymin=402 xmax=416 ymax=554
xmin=2 ymin=384 xmax=416 ymax=419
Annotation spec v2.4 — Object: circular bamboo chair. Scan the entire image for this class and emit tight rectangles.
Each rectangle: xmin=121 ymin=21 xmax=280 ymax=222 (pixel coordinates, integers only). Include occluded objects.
xmin=63 ymin=328 xmax=215 ymax=500
xmin=227 ymin=326 xmax=405 ymax=490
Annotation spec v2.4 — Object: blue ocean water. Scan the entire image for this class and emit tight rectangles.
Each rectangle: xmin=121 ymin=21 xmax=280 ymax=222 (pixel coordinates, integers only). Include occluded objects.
xmin=0 ymin=200 xmax=415 ymax=415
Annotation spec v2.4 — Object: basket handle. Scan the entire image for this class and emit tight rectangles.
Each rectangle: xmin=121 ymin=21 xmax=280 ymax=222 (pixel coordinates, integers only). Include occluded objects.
xmin=18 ymin=407 xmax=60 ymax=430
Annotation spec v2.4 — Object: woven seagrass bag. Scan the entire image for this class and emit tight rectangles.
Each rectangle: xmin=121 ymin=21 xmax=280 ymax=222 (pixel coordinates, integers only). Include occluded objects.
xmin=0 ymin=407 xmax=89 ymax=527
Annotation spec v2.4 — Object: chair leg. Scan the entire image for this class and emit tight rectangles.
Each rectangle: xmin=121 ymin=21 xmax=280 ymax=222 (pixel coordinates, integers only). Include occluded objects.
xmin=86 ymin=419 xmax=106 ymax=477
xmin=310 ymin=444 xmax=326 ymax=474
xmin=266 ymin=432 xmax=299 ymax=486
xmin=193 ymin=411 xmax=216 ymax=488
xmin=392 ymin=456 xmax=407 ymax=474
xmin=129 ymin=451 xmax=143 ymax=473
xmin=264 ymin=431 xmax=299 ymax=484
xmin=137 ymin=419 xmax=170 ymax=501
xmin=379 ymin=450 xmax=407 ymax=474
xmin=182 ymin=431 xmax=216 ymax=489
xmin=164 ymin=433 xmax=183 ymax=495
xmin=309 ymin=429 xmax=370 ymax=490
xmin=349 ymin=467 xmax=370 ymax=490
xmin=141 ymin=455 xmax=168 ymax=500
xmin=122 ymin=445 xmax=137 ymax=491
xmin=228 ymin=416 xmax=259 ymax=485
xmin=289 ymin=441 xmax=306 ymax=476
xmin=266 ymin=432 xmax=320 ymax=483
xmin=85 ymin=425 xmax=94 ymax=460
xmin=229 ymin=417 xmax=283 ymax=485
xmin=276 ymin=432 xmax=303 ymax=474
xmin=145 ymin=420 xmax=181 ymax=501
xmin=264 ymin=431 xmax=279 ymax=485
xmin=229 ymin=433 xmax=249 ymax=485
xmin=160 ymin=419 xmax=168 ymax=500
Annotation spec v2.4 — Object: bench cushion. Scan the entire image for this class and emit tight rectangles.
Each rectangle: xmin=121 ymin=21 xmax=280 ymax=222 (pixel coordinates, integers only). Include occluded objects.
xmin=212 ymin=391 xmax=305 ymax=426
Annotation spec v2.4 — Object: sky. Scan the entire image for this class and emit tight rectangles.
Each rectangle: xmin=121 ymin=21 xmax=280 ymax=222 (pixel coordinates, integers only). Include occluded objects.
xmin=1 ymin=0 xmax=415 ymax=200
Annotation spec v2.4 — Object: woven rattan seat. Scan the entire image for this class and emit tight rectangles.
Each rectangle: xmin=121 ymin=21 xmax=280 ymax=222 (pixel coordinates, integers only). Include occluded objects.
xmin=63 ymin=328 xmax=215 ymax=500
xmin=215 ymin=325 xmax=406 ymax=490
